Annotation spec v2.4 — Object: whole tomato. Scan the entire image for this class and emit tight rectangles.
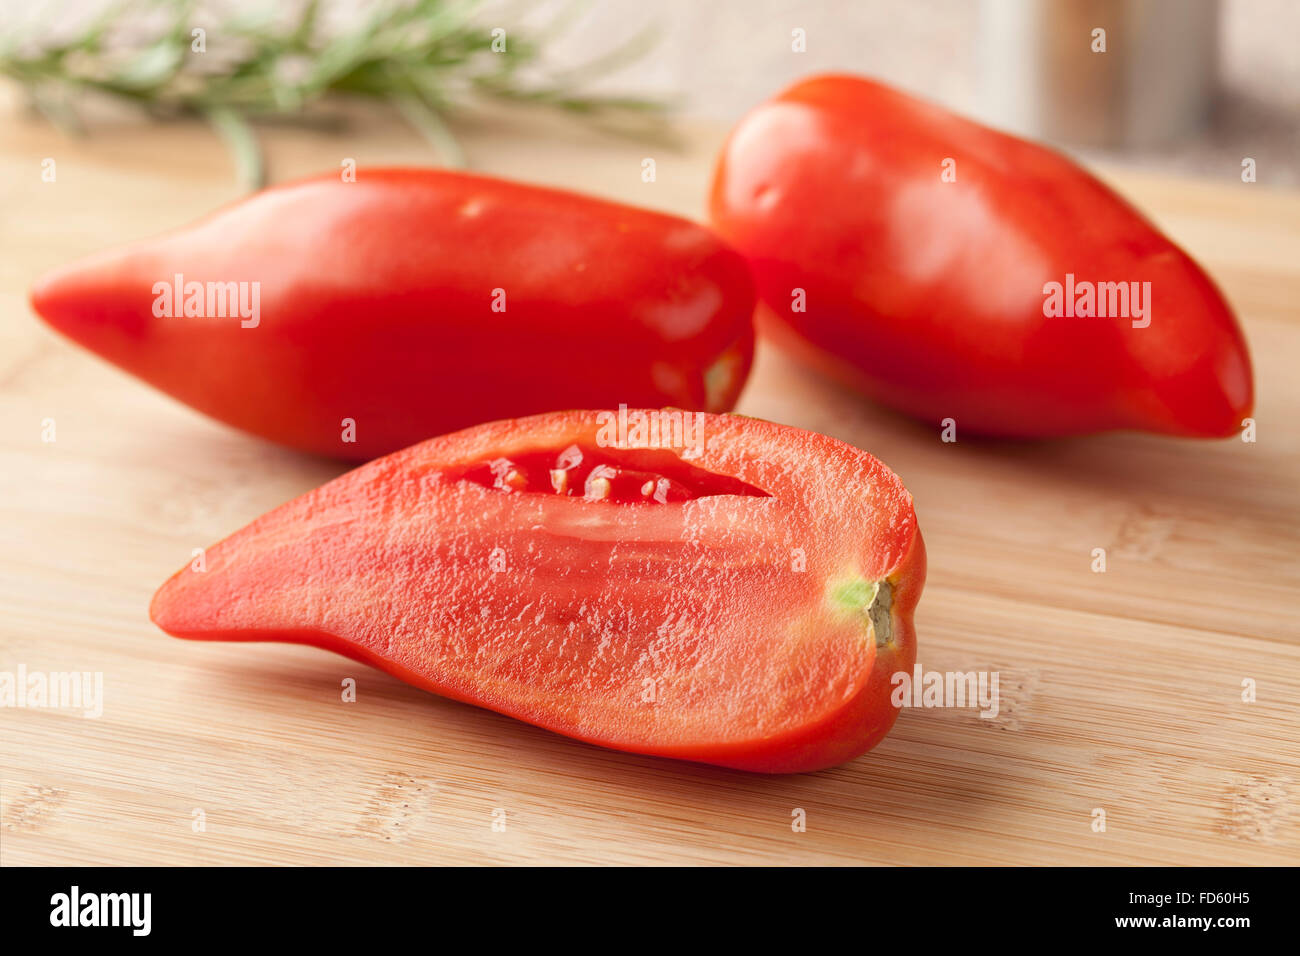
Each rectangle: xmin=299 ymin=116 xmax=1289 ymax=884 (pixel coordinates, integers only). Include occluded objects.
xmin=32 ymin=169 xmax=756 ymax=459
xmin=710 ymin=74 xmax=1253 ymax=438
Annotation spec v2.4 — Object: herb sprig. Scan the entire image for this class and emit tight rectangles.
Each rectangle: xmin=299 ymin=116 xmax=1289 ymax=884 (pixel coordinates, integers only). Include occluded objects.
xmin=0 ymin=0 xmax=671 ymax=187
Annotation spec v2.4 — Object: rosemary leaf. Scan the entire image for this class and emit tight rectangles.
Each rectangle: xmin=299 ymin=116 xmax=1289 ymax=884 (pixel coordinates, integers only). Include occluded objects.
xmin=205 ymin=105 xmax=264 ymax=189
xmin=0 ymin=0 xmax=670 ymax=188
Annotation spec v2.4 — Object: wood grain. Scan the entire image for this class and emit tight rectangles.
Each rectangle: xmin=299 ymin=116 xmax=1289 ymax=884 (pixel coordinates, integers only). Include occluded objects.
xmin=1 ymin=100 xmax=1296 ymax=865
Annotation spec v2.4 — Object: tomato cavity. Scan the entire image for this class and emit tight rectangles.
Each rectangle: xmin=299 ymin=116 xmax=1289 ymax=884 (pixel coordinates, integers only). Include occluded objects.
xmin=446 ymin=443 xmax=770 ymax=504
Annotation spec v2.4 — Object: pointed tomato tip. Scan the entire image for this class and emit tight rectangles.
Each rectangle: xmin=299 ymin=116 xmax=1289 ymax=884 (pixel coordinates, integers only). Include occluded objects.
xmin=1195 ymin=337 xmax=1255 ymax=438
xmin=28 ymin=263 xmax=99 ymax=344
xmin=28 ymin=250 xmax=148 ymax=351
xmin=148 ymin=578 xmax=181 ymax=637
xmin=1222 ymin=346 xmax=1255 ymax=434
xmin=149 ymin=568 xmax=207 ymax=640
xmin=1131 ymin=327 xmax=1255 ymax=440
xmin=29 ymin=270 xmax=63 ymax=326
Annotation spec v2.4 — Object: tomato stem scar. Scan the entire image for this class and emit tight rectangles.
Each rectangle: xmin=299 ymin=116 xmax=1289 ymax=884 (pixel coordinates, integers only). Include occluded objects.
xmin=832 ymin=577 xmax=893 ymax=646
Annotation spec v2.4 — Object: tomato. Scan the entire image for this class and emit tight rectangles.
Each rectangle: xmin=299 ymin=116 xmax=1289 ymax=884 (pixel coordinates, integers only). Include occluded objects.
xmin=30 ymin=169 xmax=756 ymax=460
xmin=709 ymin=74 xmax=1254 ymax=438
xmin=150 ymin=409 xmax=924 ymax=773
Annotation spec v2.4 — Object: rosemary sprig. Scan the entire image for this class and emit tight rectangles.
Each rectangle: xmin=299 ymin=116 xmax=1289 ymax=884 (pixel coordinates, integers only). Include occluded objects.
xmin=0 ymin=0 xmax=671 ymax=188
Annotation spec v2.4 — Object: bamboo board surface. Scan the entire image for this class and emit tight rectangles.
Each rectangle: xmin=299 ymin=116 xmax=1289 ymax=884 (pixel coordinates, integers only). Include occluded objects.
xmin=1 ymin=101 xmax=1297 ymax=865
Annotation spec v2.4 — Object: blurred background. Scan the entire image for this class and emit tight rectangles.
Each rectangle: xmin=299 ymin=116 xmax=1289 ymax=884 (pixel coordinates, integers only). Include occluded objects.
xmin=550 ymin=0 xmax=1300 ymax=181
xmin=2 ymin=0 xmax=1297 ymax=182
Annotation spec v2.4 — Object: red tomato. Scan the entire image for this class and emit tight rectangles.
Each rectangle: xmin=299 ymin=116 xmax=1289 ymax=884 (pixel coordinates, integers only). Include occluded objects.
xmin=150 ymin=409 xmax=925 ymax=773
xmin=30 ymin=169 xmax=756 ymax=459
xmin=710 ymin=74 xmax=1254 ymax=438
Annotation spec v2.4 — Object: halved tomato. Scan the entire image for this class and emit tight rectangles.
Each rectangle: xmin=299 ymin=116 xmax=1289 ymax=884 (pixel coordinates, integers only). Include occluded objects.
xmin=150 ymin=409 xmax=924 ymax=773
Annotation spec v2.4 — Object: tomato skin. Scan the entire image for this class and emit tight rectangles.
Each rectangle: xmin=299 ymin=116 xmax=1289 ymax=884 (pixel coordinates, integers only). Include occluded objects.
xmin=30 ymin=169 xmax=756 ymax=459
xmin=150 ymin=410 xmax=924 ymax=773
xmin=709 ymin=74 xmax=1253 ymax=438
xmin=657 ymin=530 xmax=924 ymax=773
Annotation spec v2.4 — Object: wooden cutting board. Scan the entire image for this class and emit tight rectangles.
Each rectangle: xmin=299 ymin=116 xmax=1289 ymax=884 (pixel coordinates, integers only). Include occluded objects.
xmin=2 ymin=99 xmax=1297 ymax=866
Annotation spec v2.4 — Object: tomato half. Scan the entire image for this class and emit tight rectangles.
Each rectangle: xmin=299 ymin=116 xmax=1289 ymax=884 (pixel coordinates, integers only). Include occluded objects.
xmin=150 ymin=410 xmax=924 ymax=773
xmin=710 ymin=74 xmax=1253 ymax=438
xmin=31 ymin=169 xmax=756 ymax=459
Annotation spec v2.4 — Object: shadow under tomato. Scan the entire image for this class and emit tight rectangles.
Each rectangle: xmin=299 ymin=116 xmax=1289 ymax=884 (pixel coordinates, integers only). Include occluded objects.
xmin=179 ymin=646 xmax=1008 ymax=863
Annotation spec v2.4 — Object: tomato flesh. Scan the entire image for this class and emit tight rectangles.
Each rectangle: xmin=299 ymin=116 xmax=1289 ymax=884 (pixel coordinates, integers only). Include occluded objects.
xmin=150 ymin=410 xmax=924 ymax=773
